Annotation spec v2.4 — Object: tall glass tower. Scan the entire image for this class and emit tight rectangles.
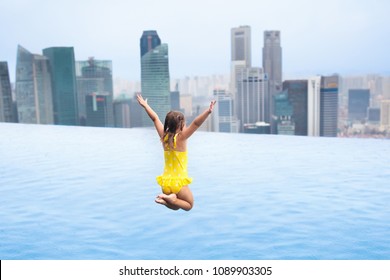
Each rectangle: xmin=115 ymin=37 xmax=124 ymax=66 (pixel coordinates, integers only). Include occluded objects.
xmin=308 ymin=75 xmax=339 ymax=137
xmin=75 ymin=58 xmax=114 ymax=127
xmin=282 ymin=80 xmax=308 ymax=136
xmin=0 ymin=61 xmax=17 ymax=122
xmin=320 ymin=75 xmax=339 ymax=137
xmin=43 ymin=47 xmax=79 ymax=125
xmin=15 ymin=45 xmax=53 ymax=124
xmin=140 ymin=30 xmax=161 ymax=57
xmin=273 ymin=90 xmax=295 ymax=135
xmin=140 ymin=30 xmax=171 ymax=126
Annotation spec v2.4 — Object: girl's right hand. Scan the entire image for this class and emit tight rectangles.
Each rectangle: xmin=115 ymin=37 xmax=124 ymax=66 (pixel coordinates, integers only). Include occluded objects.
xmin=208 ymin=100 xmax=217 ymax=113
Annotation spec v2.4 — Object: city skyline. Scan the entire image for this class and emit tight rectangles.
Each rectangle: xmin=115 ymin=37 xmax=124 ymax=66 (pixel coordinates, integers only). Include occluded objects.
xmin=1 ymin=0 xmax=390 ymax=82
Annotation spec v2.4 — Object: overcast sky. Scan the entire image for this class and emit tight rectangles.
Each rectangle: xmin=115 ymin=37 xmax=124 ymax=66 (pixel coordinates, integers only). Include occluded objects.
xmin=1 ymin=0 xmax=389 ymax=82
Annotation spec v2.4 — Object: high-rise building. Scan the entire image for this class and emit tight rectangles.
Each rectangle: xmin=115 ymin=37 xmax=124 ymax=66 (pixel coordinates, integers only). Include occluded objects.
xmin=263 ymin=31 xmax=282 ymax=90
xmin=140 ymin=30 xmax=161 ymax=58
xmin=263 ymin=30 xmax=282 ymax=129
xmin=113 ymin=92 xmax=143 ymax=128
xmin=0 ymin=62 xmax=17 ymax=122
xmin=85 ymin=93 xmax=110 ymax=127
xmin=130 ymin=93 xmax=143 ymax=128
xmin=307 ymin=76 xmax=321 ymax=137
xmin=213 ymin=89 xmax=239 ymax=133
xmin=273 ymin=90 xmax=295 ymax=135
xmin=236 ymin=67 xmax=268 ymax=131
xmin=42 ymin=47 xmax=79 ymax=125
xmin=296 ymin=75 xmax=339 ymax=137
xmin=231 ymin=26 xmax=251 ymax=66
xmin=15 ymin=45 xmax=54 ymax=124
xmin=113 ymin=94 xmax=132 ymax=128
xmin=282 ymin=80 xmax=308 ymax=136
xmin=170 ymin=83 xmax=180 ymax=111
xmin=348 ymin=89 xmax=370 ymax=122
xmin=76 ymin=58 xmax=114 ymax=127
xmin=231 ymin=26 xmax=251 ymax=111
xmin=140 ymin=30 xmax=170 ymax=126
xmin=320 ymin=75 xmax=339 ymax=137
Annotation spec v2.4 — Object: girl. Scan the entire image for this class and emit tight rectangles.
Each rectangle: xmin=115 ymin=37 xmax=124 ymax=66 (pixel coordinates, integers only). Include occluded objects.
xmin=137 ymin=94 xmax=216 ymax=211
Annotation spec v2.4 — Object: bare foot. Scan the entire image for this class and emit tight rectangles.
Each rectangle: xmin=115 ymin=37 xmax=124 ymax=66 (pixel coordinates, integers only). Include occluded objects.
xmin=155 ymin=194 xmax=180 ymax=210
xmin=158 ymin=193 xmax=177 ymax=204
xmin=155 ymin=196 xmax=168 ymax=206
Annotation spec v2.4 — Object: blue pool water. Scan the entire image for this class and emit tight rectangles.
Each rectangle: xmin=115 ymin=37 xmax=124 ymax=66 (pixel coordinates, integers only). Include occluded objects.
xmin=0 ymin=123 xmax=389 ymax=260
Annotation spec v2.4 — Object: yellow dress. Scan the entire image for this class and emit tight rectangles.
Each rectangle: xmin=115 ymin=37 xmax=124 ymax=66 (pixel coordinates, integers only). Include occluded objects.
xmin=156 ymin=134 xmax=193 ymax=194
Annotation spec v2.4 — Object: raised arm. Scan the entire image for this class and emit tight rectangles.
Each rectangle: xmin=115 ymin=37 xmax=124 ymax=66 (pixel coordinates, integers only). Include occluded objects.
xmin=181 ymin=100 xmax=216 ymax=140
xmin=137 ymin=94 xmax=164 ymax=138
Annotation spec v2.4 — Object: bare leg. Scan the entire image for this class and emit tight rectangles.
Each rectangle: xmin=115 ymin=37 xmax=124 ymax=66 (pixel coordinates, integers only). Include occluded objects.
xmin=156 ymin=186 xmax=194 ymax=211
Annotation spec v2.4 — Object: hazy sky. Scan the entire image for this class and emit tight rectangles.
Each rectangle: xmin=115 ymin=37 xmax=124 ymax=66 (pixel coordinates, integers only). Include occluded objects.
xmin=1 ymin=0 xmax=390 ymax=82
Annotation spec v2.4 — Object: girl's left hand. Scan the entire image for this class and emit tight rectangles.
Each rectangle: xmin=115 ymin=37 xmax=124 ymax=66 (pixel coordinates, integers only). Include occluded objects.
xmin=137 ymin=93 xmax=148 ymax=108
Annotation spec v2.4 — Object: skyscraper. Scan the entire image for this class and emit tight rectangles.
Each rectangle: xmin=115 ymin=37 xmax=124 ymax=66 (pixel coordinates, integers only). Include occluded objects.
xmin=236 ymin=67 xmax=268 ymax=131
xmin=273 ymin=90 xmax=295 ymax=135
xmin=213 ymin=89 xmax=239 ymax=133
xmin=320 ymin=75 xmax=339 ymax=137
xmin=0 ymin=62 xmax=17 ymax=122
xmin=231 ymin=26 xmax=251 ymax=66
xmin=282 ymin=80 xmax=308 ymax=136
xmin=308 ymin=75 xmax=339 ymax=137
xmin=113 ymin=95 xmax=132 ymax=128
xmin=140 ymin=30 xmax=171 ymax=126
xmin=231 ymin=26 xmax=251 ymax=110
xmin=140 ymin=30 xmax=161 ymax=58
xmin=263 ymin=31 xmax=282 ymax=90
xmin=43 ymin=47 xmax=79 ymax=125
xmin=15 ymin=45 xmax=54 ymax=124
xmin=308 ymin=76 xmax=321 ymax=137
xmin=76 ymin=58 xmax=114 ymax=127
xmin=130 ymin=93 xmax=143 ymax=128
xmin=170 ymin=83 xmax=180 ymax=111
xmin=85 ymin=93 xmax=110 ymax=127
xmin=263 ymin=30 xmax=282 ymax=128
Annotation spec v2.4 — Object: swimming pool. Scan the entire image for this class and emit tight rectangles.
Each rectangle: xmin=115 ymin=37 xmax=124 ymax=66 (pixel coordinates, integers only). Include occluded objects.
xmin=0 ymin=123 xmax=389 ymax=259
